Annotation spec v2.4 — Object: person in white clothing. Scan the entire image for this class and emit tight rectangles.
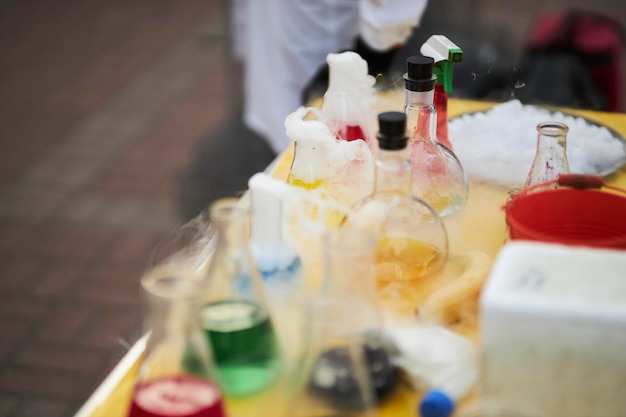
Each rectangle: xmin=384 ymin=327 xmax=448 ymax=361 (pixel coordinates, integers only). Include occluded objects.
xmin=230 ymin=0 xmax=429 ymax=154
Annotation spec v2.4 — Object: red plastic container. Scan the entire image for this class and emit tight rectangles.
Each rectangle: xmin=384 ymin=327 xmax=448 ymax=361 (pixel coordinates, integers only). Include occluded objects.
xmin=504 ymin=174 xmax=626 ymax=249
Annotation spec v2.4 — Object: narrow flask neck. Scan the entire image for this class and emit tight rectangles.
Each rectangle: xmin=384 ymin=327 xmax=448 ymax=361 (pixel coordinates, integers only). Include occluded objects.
xmin=404 ymin=90 xmax=437 ymax=143
xmin=211 ymin=202 xmax=249 ymax=248
xmin=405 ymin=89 xmax=435 ymax=106
xmin=373 ymin=148 xmax=412 ymax=194
xmin=537 ymin=125 xmax=568 ymax=150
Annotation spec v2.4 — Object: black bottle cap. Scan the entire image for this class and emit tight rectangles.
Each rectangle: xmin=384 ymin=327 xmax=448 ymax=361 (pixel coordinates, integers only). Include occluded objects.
xmin=377 ymin=111 xmax=408 ymax=150
xmin=403 ymin=55 xmax=435 ymax=92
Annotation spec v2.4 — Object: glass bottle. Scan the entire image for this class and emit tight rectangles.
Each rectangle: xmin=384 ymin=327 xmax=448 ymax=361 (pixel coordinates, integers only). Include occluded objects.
xmin=286 ymin=296 xmax=383 ymax=417
xmin=128 ymin=267 xmax=226 ymax=417
xmin=200 ymin=198 xmax=282 ymax=398
xmin=403 ymin=55 xmax=468 ymax=217
xmin=523 ymin=121 xmax=570 ymax=189
xmin=344 ymin=111 xmax=449 ymax=317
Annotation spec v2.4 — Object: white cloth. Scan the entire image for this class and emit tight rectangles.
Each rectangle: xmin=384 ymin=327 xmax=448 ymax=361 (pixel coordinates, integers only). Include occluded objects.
xmin=234 ymin=0 xmax=428 ymax=153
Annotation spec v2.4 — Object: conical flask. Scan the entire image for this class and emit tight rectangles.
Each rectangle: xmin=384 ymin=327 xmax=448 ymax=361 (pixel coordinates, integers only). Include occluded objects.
xmin=128 ymin=267 xmax=226 ymax=417
xmin=200 ymin=198 xmax=282 ymax=398
xmin=403 ymin=55 xmax=468 ymax=217
xmin=320 ymin=228 xmax=400 ymax=403
xmin=286 ymin=296 xmax=385 ymax=417
xmin=345 ymin=111 xmax=449 ymax=317
xmin=523 ymin=121 xmax=570 ymax=189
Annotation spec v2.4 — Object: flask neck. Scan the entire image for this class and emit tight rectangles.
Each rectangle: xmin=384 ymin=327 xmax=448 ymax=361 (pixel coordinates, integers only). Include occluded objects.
xmin=142 ymin=271 xmax=204 ymax=345
xmin=404 ymin=90 xmax=437 ymax=143
xmin=211 ymin=200 xmax=249 ymax=249
xmin=373 ymin=148 xmax=412 ymax=195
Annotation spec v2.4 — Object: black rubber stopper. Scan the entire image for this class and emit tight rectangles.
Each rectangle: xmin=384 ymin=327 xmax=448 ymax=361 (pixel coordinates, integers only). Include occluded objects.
xmin=377 ymin=111 xmax=408 ymax=150
xmin=404 ymin=55 xmax=435 ymax=92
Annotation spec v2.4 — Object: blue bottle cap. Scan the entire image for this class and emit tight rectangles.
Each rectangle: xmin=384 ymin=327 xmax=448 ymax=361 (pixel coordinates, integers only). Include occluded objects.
xmin=419 ymin=389 xmax=455 ymax=417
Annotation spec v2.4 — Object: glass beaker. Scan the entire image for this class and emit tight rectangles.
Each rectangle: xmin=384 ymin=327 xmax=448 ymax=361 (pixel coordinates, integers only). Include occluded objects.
xmin=128 ymin=267 xmax=226 ymax=417
xmin=286 ymin=296 xmax=388 ymax=417
xmin=523 ymin=121 xmax=570 ymax=188
xmin=200 ymin=198 xmax=282 ymax=398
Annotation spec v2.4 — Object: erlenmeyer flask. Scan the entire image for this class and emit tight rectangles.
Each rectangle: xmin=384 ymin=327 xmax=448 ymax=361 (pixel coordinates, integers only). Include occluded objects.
xmin=128 ymin=267 xmax=226 ymax=417
xmin=200 ymin=198 xmax=282 ymax=398
xmin=403 ymin=55 xmax=468 ymax=217
xmin=321 ymin=228 xmax=401 ymax=405
xmin=286 ymin=296 xmax=386 ymax=417
xmin=523 ymin=121 xmax=570 ymax=188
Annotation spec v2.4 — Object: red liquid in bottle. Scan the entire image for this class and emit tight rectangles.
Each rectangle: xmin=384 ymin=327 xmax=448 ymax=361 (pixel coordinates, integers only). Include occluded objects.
xmin=434 ymin=84 xmax=453 ymax=150
xmin=128 ymin=375 xmax=226 ymax=417
xmin=338 ymin=124 xmax=366 ymax=142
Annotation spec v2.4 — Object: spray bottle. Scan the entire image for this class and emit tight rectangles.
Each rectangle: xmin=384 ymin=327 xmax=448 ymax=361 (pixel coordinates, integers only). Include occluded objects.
xmin=420 ymin=35 xmax=463 ymax=151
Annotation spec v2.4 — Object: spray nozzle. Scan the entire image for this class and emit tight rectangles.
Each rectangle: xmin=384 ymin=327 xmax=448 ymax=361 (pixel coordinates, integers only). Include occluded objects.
xmin=420 ymin=35 xmax=463 ymax=94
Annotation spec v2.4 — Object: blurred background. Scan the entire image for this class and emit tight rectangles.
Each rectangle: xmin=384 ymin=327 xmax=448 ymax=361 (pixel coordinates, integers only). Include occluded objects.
xmin=0 ymin=0 xmax=623 ymax=416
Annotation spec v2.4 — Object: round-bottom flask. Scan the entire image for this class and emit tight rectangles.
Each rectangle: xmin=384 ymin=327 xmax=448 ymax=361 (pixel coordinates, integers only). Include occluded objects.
xmin=345 ymin=112 xmax=449 ymax=317
xmin=403 ymin=55 xmax=468 ymax=217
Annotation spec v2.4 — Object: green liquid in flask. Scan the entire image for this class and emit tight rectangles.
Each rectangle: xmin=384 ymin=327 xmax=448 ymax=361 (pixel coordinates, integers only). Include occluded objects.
xmin=200 ymin=299 xmax=281 ymax=397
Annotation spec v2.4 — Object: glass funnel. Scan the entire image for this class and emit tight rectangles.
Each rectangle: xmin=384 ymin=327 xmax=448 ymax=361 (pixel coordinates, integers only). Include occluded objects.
xmin=128 ymin=267 xmax=226 ymax=417
xmin=200 ymin=198 xmax=282 ymax=398
xmin=403 ymin=55 xmax=468 ymax=217
xmin=523 ymin=121 xmax=570 ymax=189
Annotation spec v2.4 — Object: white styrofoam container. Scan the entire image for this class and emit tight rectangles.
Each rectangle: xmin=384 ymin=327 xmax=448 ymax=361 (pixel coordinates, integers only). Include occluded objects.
xmin=480 ymin=242 xmax=626 ymax=417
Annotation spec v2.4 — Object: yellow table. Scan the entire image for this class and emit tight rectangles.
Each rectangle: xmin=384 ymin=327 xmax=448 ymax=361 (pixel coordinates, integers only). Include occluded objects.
xmin=75 ymin=98 xmax=626 ymax=417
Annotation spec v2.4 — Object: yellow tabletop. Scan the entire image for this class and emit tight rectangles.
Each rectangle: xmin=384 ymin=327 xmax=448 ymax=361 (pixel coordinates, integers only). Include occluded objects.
xmin=77 ymin=98 xmax=626 ymax=417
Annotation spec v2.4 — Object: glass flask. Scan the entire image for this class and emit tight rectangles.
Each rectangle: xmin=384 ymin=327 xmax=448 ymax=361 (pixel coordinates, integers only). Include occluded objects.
xmin=321 ymin=51 xmax=376 ymax=145
xmin=523 ymin=121 xmax=570 ymax=189
xmin=128 ymin=267 xmax=226 ymax=417
xmin=403 ymin=55 xmax=468 ymax=217
xmin=286 ymin=296 xmax=392 ymax=417
xmin=344 ymin=111 xmax=449 ymax=317
xmin=200 ymin=198 xmax=282 ymax=398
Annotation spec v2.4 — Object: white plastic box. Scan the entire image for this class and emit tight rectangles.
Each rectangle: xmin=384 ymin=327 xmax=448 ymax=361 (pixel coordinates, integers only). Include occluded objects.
xmin=480 ymin=242 xmax=626 ymax=417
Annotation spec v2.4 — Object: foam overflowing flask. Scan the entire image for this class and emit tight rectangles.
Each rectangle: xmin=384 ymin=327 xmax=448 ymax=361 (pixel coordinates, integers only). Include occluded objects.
xmin=523 ymin=121 xmax=570 ymax=188
xmin=128 ymin=267 xmax=226 ymax=417
xmin=199 ymin=198 xmax=282 ymax=398
xmin=321 ymin=51 xmax=376 ymax=144
xmin=344 ymin=111 xmax=449 ymax=317
xmin=403 ymin=55 xmax=468 ymax=216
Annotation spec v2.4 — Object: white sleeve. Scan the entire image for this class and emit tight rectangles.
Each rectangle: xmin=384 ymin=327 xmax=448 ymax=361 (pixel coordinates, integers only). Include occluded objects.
xmin=359 ymin=0 xmax=428 ymax=51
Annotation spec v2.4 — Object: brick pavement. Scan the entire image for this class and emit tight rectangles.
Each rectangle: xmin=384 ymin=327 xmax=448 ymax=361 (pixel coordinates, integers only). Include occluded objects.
xmin=0 ymin=1 xmax=258 ymax=415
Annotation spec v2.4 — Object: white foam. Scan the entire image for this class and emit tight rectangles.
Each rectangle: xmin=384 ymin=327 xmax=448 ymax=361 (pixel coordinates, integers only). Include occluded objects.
xmin=448 ymin=100 xmax=626 ymax=188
